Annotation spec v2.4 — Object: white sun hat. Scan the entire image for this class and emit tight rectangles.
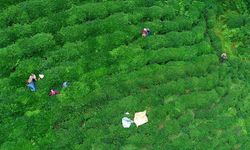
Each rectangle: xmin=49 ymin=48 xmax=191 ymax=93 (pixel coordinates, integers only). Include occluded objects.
xmin=39 ymin=74 xmax=44 ymax=79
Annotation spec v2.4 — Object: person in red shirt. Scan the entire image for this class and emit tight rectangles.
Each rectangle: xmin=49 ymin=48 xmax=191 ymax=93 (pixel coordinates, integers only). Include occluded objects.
xmin=49 ymin=89 xmax=59 ymax=96
xmin=141 ymin=28 xmax=150 ymax=37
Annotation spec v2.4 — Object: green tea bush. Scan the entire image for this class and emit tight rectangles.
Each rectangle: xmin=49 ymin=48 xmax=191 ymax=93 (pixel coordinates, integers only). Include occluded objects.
xmin=59 ymin=24 xmax=87 ymax=43
xmin=59 ymin=13 xmax=130 ymax=43
xmin=143 ymin=41 xmax=212 ymax=64
xmin=66 ymin=1 xmax=137 ymax=25
xmin=95 ymin=31 xmax=129 ymax=51
xmin=128 ymin=12 xmax=145 ymax=24
xmin=48 ymin=43 xmax=81 ymax=64
xmin=0 ymin=5 xmax=30 ymax=28
xmin=146 ymin=6 xmax=164 ymax=19
xmin=195 ymin=41 xmax=213 ymax=55
xmin=0 ymin=0 xmax=25 ymax=10
xmin=162 ymin=21 xmax=179 ymax=32
xmin=1 ymin=0 xmax=249 ymax=149
xmin=66 ymin=3 xmax=107 ymax=24
xmin=20 ymin=1 xmax=50 ymax=21
xmin=230 ymin=25 xmax=250 ymax=47
xmin=206 ymin=9 xmax=216 ymax=28
xmin=226 ymin=13 xmax=248 ymax=28
xmin=0 ymin=24 xmax=33 ymax=48
xmin=0 ymin=45 xmax=22 ymax=77
xmin=161 ymin=5 xmax=177 ymax=20
xmin=177 ymin=90 xmax=219 ymax=110
xmin=34 ymin=12 xmax=68 ymax=34
xmin=0 ymin=0 xmax=80 ymax=28
xmin=190 ymin=54 xmax=219 ymax=75
xmin=17 ymin=33 xmax=55 ymax=57
xmin=147 ymin=47 xmax=196 ymax=63
xmin=208 ymin=29 xmax=223 ymax=53
xmin=175 ymin=16 xmax=194 ymax=30
xmin=47 ymin=0 xmax=78 ymax=13
xmin=161 ymin=15 xmax=196 ymax=33
xmin=104 ymin=1 xmax=133 ymax=13
xmin=186 ymin=1 xmax=205 ymax=21
xmin=0 ymin=11 xmax=69 ymax=48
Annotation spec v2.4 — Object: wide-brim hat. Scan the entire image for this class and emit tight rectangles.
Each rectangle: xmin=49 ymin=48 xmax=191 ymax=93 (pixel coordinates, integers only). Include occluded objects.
xmin=39 ymin=74 xmax=44 ymax=79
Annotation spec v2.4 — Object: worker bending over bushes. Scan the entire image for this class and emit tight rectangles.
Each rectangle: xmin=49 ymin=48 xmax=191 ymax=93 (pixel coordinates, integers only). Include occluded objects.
xmin=27 ymin=74 xmax=37 ymax=92
xmin=220 ymin=53 xmax=227 ymax=62
xmin=142 ymin=28 xmax=150 ymax=37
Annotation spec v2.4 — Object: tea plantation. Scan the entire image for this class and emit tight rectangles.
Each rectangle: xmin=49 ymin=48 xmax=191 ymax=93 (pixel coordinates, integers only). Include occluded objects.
xmin=0 ymin=0 xmax=250 ymax=149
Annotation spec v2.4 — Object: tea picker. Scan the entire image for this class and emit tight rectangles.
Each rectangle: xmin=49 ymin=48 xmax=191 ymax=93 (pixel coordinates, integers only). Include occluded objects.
xmin=122 ymin=117 xmax=134 ymax=128
xmin=142 ymin=28 xmax=150 ymax=37
xmin=49 ymin=89 xmax=59 ymax=96
xmin=27 ymin=74 xmax=37 ymax=92
xmin=62 ymin=81 xmax=69 ymax=88
xmin=220 ymin=52 xmax=227 ymax=62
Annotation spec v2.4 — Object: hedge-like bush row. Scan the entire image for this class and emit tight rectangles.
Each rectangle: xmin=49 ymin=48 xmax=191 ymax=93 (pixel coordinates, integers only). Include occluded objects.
xmin=52 ymin=18 xmax=207 ymax=76
xmin=84 ymin=75 xmax=220 ymax=126
xmin=66 ymin=1 xmax=137 ymax=25
xmin=105 ymin=54 xmax=219 ymax=93
xmin=73 ymin=75 xmax=221 ymax=116
xmin=59 ymin=9 xmax=204 ymax=44
xmin=0 ymin=0 xmax=80 ymax=28
xmin=0 ymin=24 xmax=33 ymax=48
xmin=186 ymin=1 xmax=205 ymax=21
xmin=0 ymin=33 xmax=55 ymax=77
xmin=147 ymin=41 xmax=212 ymax=63
xmin=68 ymin=54 xmax=219 ymax=107
xmin=208 ymin=29 xmax=223 ymax=53
xmin=3 ymin=0 xmax=247 ymax=149
xmin=0 ymin=1 xmax=137 ymax=47
xmin=0 ymin=0 xmax=203 ymax=49
xmin=205 ymin=7 xmax=224 ymax=55
xmin=153 ymin=72 xmax=219 ymax=96
xmin=100 ymin=71 xmax=220 ymax=101
xmin=159 ymin=1 xmax=205 ymax=33
xmin=0 ymin=0 xmax=25 ymax=11
xmin=109 ymin=41 xmax=213 ymax=74
xmin=0 ymin=0 xmax=206 ymax=49
xmin=58 ymin=13 xmax=132 ymax=43
xmin=0 ymin=4 xmax=125 ymax=47
xmin=0 ymin=11 xmax=70 ymax=48
xmin=161 ymin=16 xmax=194 ymax=33
xmin=175 ymin=89 xmax=219 ymax=111
xmin=137 ymin=24 xmax=206 ymax=50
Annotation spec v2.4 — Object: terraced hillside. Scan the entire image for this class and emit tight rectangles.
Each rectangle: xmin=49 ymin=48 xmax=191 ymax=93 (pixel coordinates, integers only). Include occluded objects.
xmin=0 ymin=0 xmax=250 ymax=149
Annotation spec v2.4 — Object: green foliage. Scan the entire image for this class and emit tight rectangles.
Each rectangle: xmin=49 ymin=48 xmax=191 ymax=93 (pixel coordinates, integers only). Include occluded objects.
xmin=17 ymin=33 xmax=55 ymax=57
xmin=208 ymin=29 xmax=223 ymax=53
xmin=0 ymin=0 xmax=250 ymax=149
xmin=226 ymin=13 xmax=248 ymax=28
xmin=0 ymin=5 xmax=29 ymax=28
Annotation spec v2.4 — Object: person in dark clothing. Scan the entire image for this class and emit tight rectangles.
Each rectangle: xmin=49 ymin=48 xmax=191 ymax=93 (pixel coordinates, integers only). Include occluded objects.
xmin=220 ymin=53 xmax=227 ymax=62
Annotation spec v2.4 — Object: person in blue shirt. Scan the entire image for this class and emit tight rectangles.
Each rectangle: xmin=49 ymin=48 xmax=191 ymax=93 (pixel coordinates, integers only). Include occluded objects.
xmin=27 ymin=74 xmax=37 ymax=92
